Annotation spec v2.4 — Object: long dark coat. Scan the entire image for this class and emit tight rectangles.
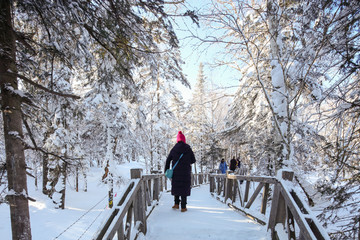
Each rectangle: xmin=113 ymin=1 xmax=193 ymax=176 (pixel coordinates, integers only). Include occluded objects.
xmin=164 ymin=141 xmax=196 ymax=196
xmin=229 ymin=158 xmax=237 ymax=171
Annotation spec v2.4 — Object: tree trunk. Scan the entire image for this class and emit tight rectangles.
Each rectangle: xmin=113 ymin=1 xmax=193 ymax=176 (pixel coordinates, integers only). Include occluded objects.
xmin=48 ymin=163 xmax=61 ymax=199
xmin=108 ymin=177 xmax=113 ymax=208
xmin=59 ymin=161 xmax=67 ymax=209
xmin=42 ymin=154 xmax=49 ymax=194
xmin=0 ymin=1 xmax=32 ymax=239
xmin=267 ymin=0 xmax=290 ymax=168
xmin=75 ymin=166 xmax=79 ymax=192
xmin=83 ymin=171 xmax=87 ymax=192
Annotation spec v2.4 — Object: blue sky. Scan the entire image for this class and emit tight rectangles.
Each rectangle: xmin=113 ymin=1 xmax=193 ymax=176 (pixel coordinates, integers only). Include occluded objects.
xmin=172 ymin=0 xmax=240 ymax=101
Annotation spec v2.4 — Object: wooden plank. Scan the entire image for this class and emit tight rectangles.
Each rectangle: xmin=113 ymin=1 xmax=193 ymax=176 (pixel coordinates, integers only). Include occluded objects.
xmin=244 ymin=180 xmax=250 ymax=203
xmin=223 ymin=178 xmax=230 ymax=202
xmin=217 ymin=177 xmax=222 ymax=195
xmin=223 ymin=177 xmax=227 ymax=197
xmin=275 ymin=190 xmax=286 ymax=224
xmin=268 ymin=171 xmax=294 ymax=238
xmin=281 ymin=171 xmax=294 ymax=181
xmin=144 ymin=180 xmax=149 ymax=208
xmin=305 ymin=218 xmax=326 ymax=240
xmin=287 ymin=206 xmax=296 ymax=240
xmin=116 ymin=221 xmax=124 ymax=240
xmin=224 ymin=177 xmax=229 ymax=200
xmin=164 ymin=177 xmax=167 ymax=191
xmin=290 ymin=190 xmax=309 ymax=214
xmin=209 ymin=174 xmax=226 ymax=179
xmin=103 ymin=181 xmax=142 ymax=239
xmin=159 ymin=175 xmax=163 ymax=191
xmin=219 ymin=174 xmax=277 ymax=184
xmin=228 ymin=203 xmax=266 ymax=225
xmin=261 ymin=183 xmax=269 ymax=214
xmin=130 ymin=169 xmax=142 ymax=179
xmin=134 ymin=181 xmax=146 ymax=234
xmin=153 ymin=178 xmax=159 ymax=201
xmin=237 ymin=182 xmax=244 ymax=207
xmin=232 ymin=179 xmax=237 ymax=203
xmin=198 ymin=174 xmax=203 ymax=184
xmin=142 ymin=174 xmax=163 ymax=180
xmin=279 ymin=185 xmax=316 ymax=240
xmin=209 ymin=176 xmax=215 ymax=193
xmin=268 ymin=182 xmax=280 ymax=231
xmin=95 ymin=182 xmax=135 ymax=240
xmin=147 ymin=180 xmax=152 ymax=206
xmin=245 ymin=182 xmax=264 ymax=209
xmin=125 ymin=204 xmax=133 ymax=240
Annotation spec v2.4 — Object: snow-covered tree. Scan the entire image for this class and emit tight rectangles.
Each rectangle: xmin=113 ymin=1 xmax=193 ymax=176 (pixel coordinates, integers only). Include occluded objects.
xmin=1 ymin=0 xmax=191 ymax=238
xmin=194 ymin=0 xmax=359 ymax=236
xmin=188 ymin=63 xmax=209 ymax=171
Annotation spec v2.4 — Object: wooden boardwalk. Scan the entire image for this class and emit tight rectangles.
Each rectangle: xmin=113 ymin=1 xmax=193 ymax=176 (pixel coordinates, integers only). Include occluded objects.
xmin=139 ymin=185 xmax=268 ymax=240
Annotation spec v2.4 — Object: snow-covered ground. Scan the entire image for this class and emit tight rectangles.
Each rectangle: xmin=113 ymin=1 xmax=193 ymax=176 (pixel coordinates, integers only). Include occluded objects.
xmin=140 ymin=185 xmax=269 ymax=240
xmin=0 ymin=162 xmax=144 ymax=240
xmin=0 ymin=162 xmax=271 ymax=240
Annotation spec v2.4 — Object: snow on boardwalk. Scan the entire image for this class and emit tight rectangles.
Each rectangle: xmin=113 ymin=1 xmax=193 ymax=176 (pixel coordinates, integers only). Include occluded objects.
xmin=139 ymin=185 xmax=268 ymax=240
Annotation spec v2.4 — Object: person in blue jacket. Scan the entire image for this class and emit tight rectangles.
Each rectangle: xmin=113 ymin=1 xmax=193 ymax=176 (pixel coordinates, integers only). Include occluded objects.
xmin=219 ymin=158 xmax=227 ymax=174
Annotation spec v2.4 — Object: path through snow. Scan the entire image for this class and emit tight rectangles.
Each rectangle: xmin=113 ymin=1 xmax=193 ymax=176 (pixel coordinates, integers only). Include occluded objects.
xmin=139 ymin=185 xmax=269 ymax=240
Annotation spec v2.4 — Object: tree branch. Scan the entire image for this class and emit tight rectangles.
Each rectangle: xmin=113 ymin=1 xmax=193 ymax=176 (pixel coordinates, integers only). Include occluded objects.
xmin=1 ymin=72 xmax=80 ymax=99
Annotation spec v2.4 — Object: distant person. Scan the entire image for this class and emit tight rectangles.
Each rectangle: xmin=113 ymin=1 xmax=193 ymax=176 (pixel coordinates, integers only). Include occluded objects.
xmin=219 ymin=158 xmax=227 ymax=174
xmin=237 ymin=157 xmax=241 ymax=168
xmin=229 ymin=156 xmax=237 ymax=171
xmin=164 ymin=131 xmax=196 ymax=212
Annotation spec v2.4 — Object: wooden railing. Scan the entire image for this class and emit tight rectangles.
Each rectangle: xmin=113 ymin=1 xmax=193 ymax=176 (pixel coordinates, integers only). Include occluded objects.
xmin=192 ymin=172 xmax=209 ymax=186
xmin=209 ymin=170 xmax=330 ymax=240
xmin=95 ymin=169 xmax=209 ymax=240
xmin=95 ymin=168 xmax=329 ymax=239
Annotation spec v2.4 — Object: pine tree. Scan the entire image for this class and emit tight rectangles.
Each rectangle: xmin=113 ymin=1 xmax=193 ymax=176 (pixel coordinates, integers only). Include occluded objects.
xmin=1 ymin=0 xmax=190 ymax=238
xmin=189 ymin=63 xmax=208 ymax=171
xmin=0 ymin=1 xmax=32 ymax=239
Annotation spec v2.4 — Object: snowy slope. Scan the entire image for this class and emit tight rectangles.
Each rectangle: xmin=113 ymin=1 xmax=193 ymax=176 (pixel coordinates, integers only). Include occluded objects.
xmin=0 ymin=163 xmax=144 ymax=240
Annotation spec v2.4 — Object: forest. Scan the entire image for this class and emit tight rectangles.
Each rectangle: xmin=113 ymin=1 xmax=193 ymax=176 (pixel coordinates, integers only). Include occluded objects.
xmin=0 ymin=0 xmax=359 ymax=239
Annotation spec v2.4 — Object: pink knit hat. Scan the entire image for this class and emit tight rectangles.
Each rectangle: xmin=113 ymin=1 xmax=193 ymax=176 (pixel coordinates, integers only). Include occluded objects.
xmin=177 ymin=131 xmax=186 ymax=143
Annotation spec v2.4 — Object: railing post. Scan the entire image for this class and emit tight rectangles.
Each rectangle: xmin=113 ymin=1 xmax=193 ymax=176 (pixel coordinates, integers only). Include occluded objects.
xmin=152 ymin=170 xmax=163 ymax=192
xmin=130 ymin=168 xmax=147 ymax=234
xmin=224 ymin=178 xmax=228 ymax=200
xmin=160 ymin=175 xmax=164 ymax=191
xmin=210 ymin=175 xmax=215 ymax=193
xmin=232 ymin=178 xmax=237 ymax=203
xmin=217 ymin=177 xmax=221 ymax=195
xmin=199 ymin=174 xmax=203 ymax=185
xmin=131 ymin=168 xmax=142 ymax=179
xmin=153 ymin=177 xmax=160 ymax=201
xmin=261 ymin=183 xmax=270 ymax=214
xmin=146 ymin=180 xmax=152 ymax=206
xmin=287 ymin=206 xmax=296 ymax=239
xmin=244 ymin=180 xmax=250 ymax=203
xmin=117 ymin=221 xmax=125 ymax=240
xmin=225 ymin=171 xmax=233 ymax=202
xmin=268 ymin=170 xmax=294 ymax=239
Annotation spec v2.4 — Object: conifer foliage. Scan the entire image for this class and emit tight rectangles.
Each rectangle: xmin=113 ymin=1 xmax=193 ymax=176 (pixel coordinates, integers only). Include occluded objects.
xmin=0 ymin=1 xmax=189 ymax=239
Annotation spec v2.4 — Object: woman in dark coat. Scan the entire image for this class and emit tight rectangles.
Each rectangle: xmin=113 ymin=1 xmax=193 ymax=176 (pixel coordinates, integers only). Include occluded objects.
xmin=229 ymin=156 xmax=237 ymax=171
xmin=164 ymin=131 xmax=196 ymax=212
